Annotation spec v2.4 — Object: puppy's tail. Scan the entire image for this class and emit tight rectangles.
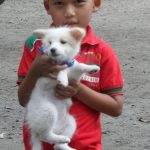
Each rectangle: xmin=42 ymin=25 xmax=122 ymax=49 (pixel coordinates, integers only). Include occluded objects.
xmin=31 ymin=134 xmax=42 ymax=150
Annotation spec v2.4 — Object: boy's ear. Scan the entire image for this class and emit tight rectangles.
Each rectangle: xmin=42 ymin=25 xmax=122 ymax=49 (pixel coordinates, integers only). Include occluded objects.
xmin=93 ymin=0 xmax=101 ymax=12
xmin=43 ymin=0 xmax=50 ymax=14
xmin=70 ymin=27 xmax=86 ymax=41
xmin=33 ymin=29 xmax=47 ymax=38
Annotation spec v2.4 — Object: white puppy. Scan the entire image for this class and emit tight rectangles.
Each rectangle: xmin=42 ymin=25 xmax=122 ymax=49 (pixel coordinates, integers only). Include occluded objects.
xmin=26 ymin=27 xmax=100 ymax=150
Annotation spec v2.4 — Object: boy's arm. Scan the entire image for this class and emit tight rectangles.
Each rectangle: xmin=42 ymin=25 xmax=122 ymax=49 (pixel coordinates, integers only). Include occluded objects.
xmin=55 ymin=81 xmax=123 ymax=117
xmin=18 ymin=67 xmax=40 ymax=107
xmin=18 ymin=54 xmax=67 ymax=107
xmin=75 ymin=83 xmax=123 ymax=117
xmin=18 ymin=54 xmax=46 ymax=107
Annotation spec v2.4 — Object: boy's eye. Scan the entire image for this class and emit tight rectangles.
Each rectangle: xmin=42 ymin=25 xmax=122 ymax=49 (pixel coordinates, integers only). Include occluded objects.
xmin=76 ymin=0 xmax=86 ymax=3
xmin=53 ymin=1 xmax=64 ymax=5
xmin=60 ymin=40 xmax=67 ymax=44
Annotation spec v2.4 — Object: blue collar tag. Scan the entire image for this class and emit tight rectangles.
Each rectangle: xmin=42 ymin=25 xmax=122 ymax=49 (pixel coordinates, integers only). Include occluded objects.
xmin=38 ymin=46 xmax=44 ymax=54
xmin=61 ymin=59 xmax=75 ymax=68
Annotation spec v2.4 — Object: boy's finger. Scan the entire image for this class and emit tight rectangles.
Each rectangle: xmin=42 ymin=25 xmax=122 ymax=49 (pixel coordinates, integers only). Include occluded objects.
xmin=55 ymin=65 xmax=67 ymax=71
xmin=48 ymin=65 xmax=66 ymax=73
xmin=47 ymin=73 xmax=57 ymax=79
xmin=41 ymin=55 xmax=56 ymax=64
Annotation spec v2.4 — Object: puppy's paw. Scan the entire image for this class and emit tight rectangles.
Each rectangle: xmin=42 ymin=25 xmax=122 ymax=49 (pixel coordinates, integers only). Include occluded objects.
xmin=54 ymin=143 xmax=76 ymax=150
xmin=57 ymin=136 xmax=70 ymax=143
xmin=88 ymin=65 xmax=100 ymax=74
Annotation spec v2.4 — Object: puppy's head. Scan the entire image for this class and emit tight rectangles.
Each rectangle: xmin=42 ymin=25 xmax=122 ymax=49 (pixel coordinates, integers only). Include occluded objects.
xmin=33 ymin=27 xmax=86 ymax=63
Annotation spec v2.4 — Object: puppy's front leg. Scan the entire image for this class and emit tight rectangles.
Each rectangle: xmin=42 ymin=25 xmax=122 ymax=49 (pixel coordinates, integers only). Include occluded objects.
xmin=57 ymin=69 xmax=69 ymax=87
xmin=77 ymin=63 xmax=100 ymax=74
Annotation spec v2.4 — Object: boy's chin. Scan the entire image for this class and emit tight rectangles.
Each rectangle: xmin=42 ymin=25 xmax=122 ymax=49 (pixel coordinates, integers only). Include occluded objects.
xmin=67 ymin=24 xmax=78 ymax=27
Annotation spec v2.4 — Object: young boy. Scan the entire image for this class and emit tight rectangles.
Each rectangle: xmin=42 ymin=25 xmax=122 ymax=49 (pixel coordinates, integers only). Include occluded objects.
xmin=17 ymin=0 xmax=124 ymax=149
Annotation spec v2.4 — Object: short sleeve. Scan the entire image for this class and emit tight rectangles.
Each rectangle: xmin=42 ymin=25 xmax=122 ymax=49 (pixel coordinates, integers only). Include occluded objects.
xmin=17 ymin=35 xmax=41 ymax=85
xmin=100 ymin=43 xmax=124 ymax=96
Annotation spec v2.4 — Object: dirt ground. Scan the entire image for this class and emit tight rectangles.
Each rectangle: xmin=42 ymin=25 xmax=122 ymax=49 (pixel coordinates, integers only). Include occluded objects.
xmin=0 ymin=0 xmax=150 ymax=150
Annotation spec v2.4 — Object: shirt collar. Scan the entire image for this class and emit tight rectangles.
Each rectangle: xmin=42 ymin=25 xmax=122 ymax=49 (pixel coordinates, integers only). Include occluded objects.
xmin=81 ymin=25 xmax=100 ymax=46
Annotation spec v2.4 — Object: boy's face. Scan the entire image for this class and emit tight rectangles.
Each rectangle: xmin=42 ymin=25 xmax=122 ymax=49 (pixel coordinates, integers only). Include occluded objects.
xmin=44 ymin=0 xmax=100 ymax=29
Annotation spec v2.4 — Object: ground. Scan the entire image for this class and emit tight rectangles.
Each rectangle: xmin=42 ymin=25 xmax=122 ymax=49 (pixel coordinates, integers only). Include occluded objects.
xmin=0 ymin=0 xmax=150 ymax=150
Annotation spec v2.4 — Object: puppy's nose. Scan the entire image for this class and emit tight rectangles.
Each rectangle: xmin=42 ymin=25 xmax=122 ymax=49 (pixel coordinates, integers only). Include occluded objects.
xmin=50 ymin=48 xmax=56 ymax=55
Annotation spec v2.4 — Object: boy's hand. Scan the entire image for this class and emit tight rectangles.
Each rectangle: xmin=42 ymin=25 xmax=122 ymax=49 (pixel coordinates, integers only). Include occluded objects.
xmin=55 ymin=79 xmax=81 ymax=99
xmin=28 ymin=53 xmax=67 ymax=79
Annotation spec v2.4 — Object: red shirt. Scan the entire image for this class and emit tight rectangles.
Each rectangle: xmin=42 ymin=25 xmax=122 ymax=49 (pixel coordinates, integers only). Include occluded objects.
xmin=17 ymin=25 xmax=124 ymax=150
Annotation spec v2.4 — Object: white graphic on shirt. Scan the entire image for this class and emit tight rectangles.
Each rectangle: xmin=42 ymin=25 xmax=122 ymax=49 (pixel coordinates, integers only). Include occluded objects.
xmin=83 ymin=52 xmax=94 ymax=55
xmin=80 ymin=74 xmax=99 ymax=83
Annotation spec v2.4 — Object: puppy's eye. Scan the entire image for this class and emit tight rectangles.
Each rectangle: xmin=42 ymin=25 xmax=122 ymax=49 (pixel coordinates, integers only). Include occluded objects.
xmin=60 ymin=40 xmax=67 ymax=44
xmin=49 ymin=41 xmax=52 ymax=45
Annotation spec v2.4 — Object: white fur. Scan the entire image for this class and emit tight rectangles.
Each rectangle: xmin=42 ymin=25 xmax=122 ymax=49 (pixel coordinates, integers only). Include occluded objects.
xmin=26 ymin=27 xmax=100 ymax=150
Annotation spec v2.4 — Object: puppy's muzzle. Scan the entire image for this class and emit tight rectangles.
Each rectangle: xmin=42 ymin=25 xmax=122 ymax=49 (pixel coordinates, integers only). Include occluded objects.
xmin=50 ymin=48 xmax=58 ymax=56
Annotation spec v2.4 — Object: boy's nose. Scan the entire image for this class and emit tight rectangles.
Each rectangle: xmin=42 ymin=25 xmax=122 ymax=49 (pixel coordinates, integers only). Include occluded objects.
xmin=65 ymin=5 xmax=75 ymax=18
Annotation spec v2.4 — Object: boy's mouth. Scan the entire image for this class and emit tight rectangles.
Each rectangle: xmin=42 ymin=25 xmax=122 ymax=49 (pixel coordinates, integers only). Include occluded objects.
xmin=64 ymin=22 xmax=78 ymax=27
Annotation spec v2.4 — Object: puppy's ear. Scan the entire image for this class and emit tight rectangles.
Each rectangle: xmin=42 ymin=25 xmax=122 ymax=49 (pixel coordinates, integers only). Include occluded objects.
xmin=33 ymin=29 xmax=48 ymax=38
xmin=70 ymin=27 xmax=86 ymax=41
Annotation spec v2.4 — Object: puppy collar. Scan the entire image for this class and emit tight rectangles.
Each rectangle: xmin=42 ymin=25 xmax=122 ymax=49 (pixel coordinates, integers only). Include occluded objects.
xmin=61 ymin=59 xmax=75 ymax=68
xmin=38 ymin=46 xmax=44 ymax=54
